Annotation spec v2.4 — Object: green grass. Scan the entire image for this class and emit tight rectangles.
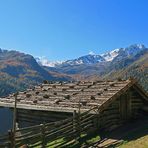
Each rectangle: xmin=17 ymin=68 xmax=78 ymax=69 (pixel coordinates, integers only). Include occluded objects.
xmin=20 ymin=118 xmax=148 ymax=148
xmin=46 ymin=137 xmax=65 ymax=148
xmin=29 ymin=131 xmax=101 ymax=148
xmin=116 ymin=118 xmax=148 ymax=148
xmin=119 ymin=135 xmax=148 ymax=148
xmin=66 ymin=132 xmax=101 ymax=148
xmin=86 ymin=135 xmax=100 ymax=144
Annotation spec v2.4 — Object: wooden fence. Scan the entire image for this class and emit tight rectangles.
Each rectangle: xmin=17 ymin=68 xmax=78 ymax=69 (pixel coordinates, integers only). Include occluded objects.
xmin=0 ymin=106 xmax=100 ymax=148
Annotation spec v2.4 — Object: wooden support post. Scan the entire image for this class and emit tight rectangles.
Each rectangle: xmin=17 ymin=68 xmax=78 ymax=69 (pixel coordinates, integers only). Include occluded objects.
xmin=127 ymin=90 xmax=131 ymax=119
xmin=96 ymin=107 xmax=100 ymax=129
xmin=120 ymin=94 xmax=126 ymax=121
xmin=73 ymin=110 xmax=76 ymax=132
xmin=73 ymin=110 xmax=77 ymax=142
xmin=13 ymin=93 xmax=17 ymax=132
xmin=41 ymin=123 xmax=46 ymax=148
xmin=8 ymin=129 xmax=14 ymax=148
xmin=78 ymin=99 xmax=81 ymax=141
xmin=12 ymin=92 xmax=18 ymax=147
xmin=120 ymin=91 xmax=132 ymax=121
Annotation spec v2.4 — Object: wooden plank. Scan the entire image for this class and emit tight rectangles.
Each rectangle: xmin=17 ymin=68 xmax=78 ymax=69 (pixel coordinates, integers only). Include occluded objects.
xmin=46 ymin=130 xmax=78 ymax=147
xmin=45 ymin=125 xmax=75 ymax=141
xmin=133 ymin=84 xmax=148 ymax=101
xmin=45 ymin=121 xmax=74 ymax=135
xmin=120 ymin=94 xmax=127 ymax=120
xmin=28 ymin=141 xmax=42 ymax=148
xmin=15 ymin=133 xmax=41 ymax=142
xmin=16 ymin=124 xmax=42 ymax=132
xmin=126 ymin=91 xmax=131 ymax=119
xmin=80 ymin=115 xmax=96 ymax=124
xmin=0 ymin=142 xmax=10 ymax=147
xmin=15 ymin=131 xmax=35 ymax=140
xmin=80 ymin=120 xmax=93 ymax=128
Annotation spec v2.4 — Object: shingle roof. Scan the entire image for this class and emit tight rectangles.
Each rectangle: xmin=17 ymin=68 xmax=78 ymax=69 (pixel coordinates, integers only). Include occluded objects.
xmin=0 ymin=79 xmax=140 ymax=113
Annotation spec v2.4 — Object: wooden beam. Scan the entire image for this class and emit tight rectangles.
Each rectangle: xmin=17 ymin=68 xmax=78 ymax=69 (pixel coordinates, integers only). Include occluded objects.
xmin=133 ymin=84 xmax=148 ymax=101
xmin=126 ymin=90 xmax=132 ymax=119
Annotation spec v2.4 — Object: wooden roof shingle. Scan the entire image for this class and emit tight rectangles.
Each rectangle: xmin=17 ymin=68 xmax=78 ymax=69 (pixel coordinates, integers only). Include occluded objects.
xmin=0 ymin=79 xmax=147 ymax=113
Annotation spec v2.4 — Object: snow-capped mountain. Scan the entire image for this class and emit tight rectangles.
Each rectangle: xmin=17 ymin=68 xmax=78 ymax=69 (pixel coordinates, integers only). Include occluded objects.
xmin=36 ymin=44 xmax=147 ymax=67
xmin=112 ymin=44 xmax=147 ymax=61
xmin=36 ymin=53 xmax=106 ymax=67
xmin=64 ymin=54 xmax=105 ymax=65
xmin=101 ymin=48 xmax=120 ymax=61
xmin=125 ymin=44 xmax=146 ymax=55
xmin=101 ymin=44 xmax=146 ymax=62
xmin=36 ymin=57 xmax=64 ymax=67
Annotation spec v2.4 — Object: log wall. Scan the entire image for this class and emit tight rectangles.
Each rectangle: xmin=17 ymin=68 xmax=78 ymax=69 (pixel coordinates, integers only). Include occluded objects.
xmin=98 ymin=98 xmax=121 ymax=131
xmin=17 ymin=109 xmax=72 ymax=128
xmin=97 ymin=87 xmax=146 ymax=131
xmin=130 ymin=87 xmax=145 ymax=118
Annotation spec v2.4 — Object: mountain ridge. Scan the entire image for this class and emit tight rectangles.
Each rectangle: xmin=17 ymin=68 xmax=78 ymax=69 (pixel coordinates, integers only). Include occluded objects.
xmin=0 ymin=43 xmax=147 ymax=97
xmin=0 ymin=49 xmax=71 ymax=96
xmin=37 ymin=44 xmax=147 ymax=67
xmin=42 ymin=44 xmax=148 ymax=91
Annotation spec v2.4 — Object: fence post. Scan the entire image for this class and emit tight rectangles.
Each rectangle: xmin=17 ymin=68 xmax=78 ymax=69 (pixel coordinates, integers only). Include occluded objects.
xmin=93 ymin=107 xmax=99 ymax=130
xmin=11 ymin=93 xmax=18 ymax=148
xmin=78 ymin=100 xmax=81 ymax=142
xmin=73 ymin=110 xmax=76 ymax=131
xmin=96 ymin=107 xmax=100 ymax=129
xmin=8 ymin=129 xmax=15 ymax=148
xmin=73 ymin=109 xmax=77 ymax=143
xmin=41 ymin=123 xmax=46 ymax=148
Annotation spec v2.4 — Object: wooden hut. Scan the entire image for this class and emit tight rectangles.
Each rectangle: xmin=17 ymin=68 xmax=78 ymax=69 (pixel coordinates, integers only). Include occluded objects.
xmin=0 ymin=78 xmax=147 ymax=130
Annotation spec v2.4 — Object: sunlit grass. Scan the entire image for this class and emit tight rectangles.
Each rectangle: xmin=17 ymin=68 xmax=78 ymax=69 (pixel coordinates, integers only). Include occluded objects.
xmin=119 ymin=135 xmax=148 ymax=148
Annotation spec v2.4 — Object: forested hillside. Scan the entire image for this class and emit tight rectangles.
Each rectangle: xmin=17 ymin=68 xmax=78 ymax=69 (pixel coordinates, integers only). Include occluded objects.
xmin=0 ymin=45 xmax=147 ymax=97
xmin=0 ymin=49 xmax=70 ymax=97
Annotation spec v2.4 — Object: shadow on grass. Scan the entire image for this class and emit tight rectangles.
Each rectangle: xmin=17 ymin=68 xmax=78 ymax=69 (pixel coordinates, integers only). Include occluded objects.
xmin=102 ymin=116 xmax=148 ymax=145
xmin=47 ymin=117 xmax=148 ymax=148
xmin=63 ymin=131 xmax=101 ymax=148
xmin=22 ymin=117 xmax=148 ymax=148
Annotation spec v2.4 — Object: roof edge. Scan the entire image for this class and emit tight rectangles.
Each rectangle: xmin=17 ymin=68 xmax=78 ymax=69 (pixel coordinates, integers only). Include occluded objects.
xmin=129 ymin=77 xmax=148 ymax=101
xmin=97 ymin=79 xmax=136 ymax=113
xmin=133 ymin=82 xmax=148 ymax=101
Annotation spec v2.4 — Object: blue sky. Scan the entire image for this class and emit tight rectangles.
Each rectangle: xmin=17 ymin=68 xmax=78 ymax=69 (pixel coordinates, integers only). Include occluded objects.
xmin=0 ymin=0 xmax=147 ymax=61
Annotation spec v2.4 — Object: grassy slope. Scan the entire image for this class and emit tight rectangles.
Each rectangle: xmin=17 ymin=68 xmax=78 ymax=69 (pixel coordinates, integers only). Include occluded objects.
xmin=117 ymin=118 xmax=148 ymax=148
xmin=29 ymin=132 xmax=100 ymax=148
xmin=120 ymin=135 xmax=148 ymax=148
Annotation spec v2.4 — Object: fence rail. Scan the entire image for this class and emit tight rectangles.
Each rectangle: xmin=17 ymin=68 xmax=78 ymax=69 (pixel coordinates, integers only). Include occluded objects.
xmin=0 ymin=106 xmax=99 ymax=148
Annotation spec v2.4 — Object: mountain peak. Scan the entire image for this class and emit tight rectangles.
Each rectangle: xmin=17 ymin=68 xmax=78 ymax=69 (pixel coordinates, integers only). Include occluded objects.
xmin=121 ymin=44 xmax=146 ymax=57
xmin=101 ymin=48 xmax=121 ymax=61
xmin=102 ymin=44 xmax=146 ymax=62
xmin=36 ymin=57 xmax=64 ymax=67
xmin=129 ymin=44 xmax=145 ymax=49
xmin=65 ymin=54 xmax=105 ymax=65
xmin=36 ymin=44 xmax=147 ymax=67
xmin=88 ymin=51 xmax=95 ymax=55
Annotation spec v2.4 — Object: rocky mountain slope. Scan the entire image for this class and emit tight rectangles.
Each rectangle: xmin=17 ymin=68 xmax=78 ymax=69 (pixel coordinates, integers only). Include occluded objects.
xmin=0 ymin=49 xmax=70 ymax=96
xmin=38 ymin=44 xmax=146 ymax=67
xmin=0 ymin=44 xmax=147 ymax=97
xmin=39 ymin=44 xmax=148 ymax=91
